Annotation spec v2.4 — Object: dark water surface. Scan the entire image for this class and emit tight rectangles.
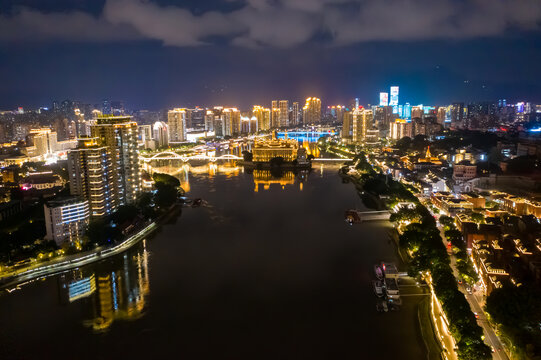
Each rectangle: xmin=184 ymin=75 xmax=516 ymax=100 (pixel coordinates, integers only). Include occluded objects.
xmin=0 ymin=165 xmax=425 ymax=360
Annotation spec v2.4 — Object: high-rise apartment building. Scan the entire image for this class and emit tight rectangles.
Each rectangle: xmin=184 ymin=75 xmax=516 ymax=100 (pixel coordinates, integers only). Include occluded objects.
xmin=153 ymin=121 xmax=169 ymax=148
xmin=27 ymin=128 xmax=58 ymax=157
xmin=389 ymin=119 xmax=413 ymax=140
xmin=252 ymin=106 xmax=271 ymax=131
xmin=44 ymin=197 xmax=90 ymax=246
xmin=271 ymin=100 xmax=279 ymax=128
xmin=67 ymin=138 xmax=117 ymax=218
xmin=167 ymin=108 xmax=187 ymax=142
xmin=278 ymin=100 xmax=289 ymax=127
xmin=223 ymin=108 xmax=241 ymax=136
xmin=342 ymin=110 xmax=353 ymax=141
xmin=205 ymin=109 xmax=215 ymax=132
xmin=303 ymin=97 xmax=321 ymax=125
xmin=90 ymin=115 xmax=141 ymax=206
xmin=292 ymin=102 xmax=300 ymax=126
xmin=352 ymin=108 xmax=373 ymax=144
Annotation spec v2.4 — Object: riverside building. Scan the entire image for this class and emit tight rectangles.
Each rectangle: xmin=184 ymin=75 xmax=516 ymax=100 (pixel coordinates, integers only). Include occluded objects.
xmin=90 ymin=115 xmax=141 ymax=206
xmin=44 ymin=197 xmax=90 ymax=246
xmin=67 ymin=138 xmax=117 ymax=218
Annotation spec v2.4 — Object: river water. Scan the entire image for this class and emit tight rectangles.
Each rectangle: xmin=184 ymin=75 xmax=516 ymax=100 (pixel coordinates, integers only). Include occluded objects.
xmin=0 ymin=163 xmax=426 ymax=360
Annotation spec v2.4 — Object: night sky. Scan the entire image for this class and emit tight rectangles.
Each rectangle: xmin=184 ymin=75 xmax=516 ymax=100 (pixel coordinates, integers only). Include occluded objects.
xmin=1 ymin=0 xmax=541 ymax=110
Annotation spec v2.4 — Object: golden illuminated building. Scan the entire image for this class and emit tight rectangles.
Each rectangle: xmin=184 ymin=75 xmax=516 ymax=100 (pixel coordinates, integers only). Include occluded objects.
xmin=303 ymin=97 xmax=321 ymax=125
xmin=67 ymin=137 xmax=117 ymax=218
xmin=167 ymin=108 xmax=187 ymax=142
xmin=90 ymin=115 xmax=141 ymax=205
xmin=389 ymin=119 xmax=413 ymax=140
xmin=351 ymin=108 xmax=373 ymax=144
xmin=252 ymin=135 xmax=299 ymax=162
xmin=252 ymin=105 xmax=271 ymax=131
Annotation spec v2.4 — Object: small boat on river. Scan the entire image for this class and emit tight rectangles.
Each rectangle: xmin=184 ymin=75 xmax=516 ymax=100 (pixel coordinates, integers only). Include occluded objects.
xmin=373 ymin=280 xmax=384 ymax=297
xmin=374 ymin=265 xmax=384 ymax=280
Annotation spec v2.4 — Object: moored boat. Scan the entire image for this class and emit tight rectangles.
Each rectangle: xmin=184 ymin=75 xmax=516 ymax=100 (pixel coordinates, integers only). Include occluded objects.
xmin=374 ymin=265 xmax=384 ymax=280
xmin=373 ymin=280 xmax=384 ymax=297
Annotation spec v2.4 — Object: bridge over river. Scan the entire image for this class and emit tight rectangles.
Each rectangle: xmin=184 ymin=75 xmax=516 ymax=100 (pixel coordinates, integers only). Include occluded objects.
xmin=140 ymin=151 xmax=351 ymax=163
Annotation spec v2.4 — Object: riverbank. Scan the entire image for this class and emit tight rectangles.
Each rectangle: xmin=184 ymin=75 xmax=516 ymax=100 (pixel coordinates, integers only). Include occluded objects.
xmin=0 ymin=202 xmax=182 ymax=291
xmin=341 ymin=167 xmax=451 ymax=360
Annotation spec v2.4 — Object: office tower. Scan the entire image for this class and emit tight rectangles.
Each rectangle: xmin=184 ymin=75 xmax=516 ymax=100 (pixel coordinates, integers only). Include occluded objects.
xmin=303 ymin=97 xmax=322 ymax=125
xmin=67 ymin=138 xmax=117 ymax=218
xmin=380 ymin=93 xmax=389 ymax=106
xmin=90 ymin=115 xmax=141 ymax=206
xmin=186 ymin=108 xmax=205 ymax=129
xmin=403 ymin=103 xmax=412 ymax=120
xmin=27 ymin=128 xmax=58 ymax=157
xmin=167 ymin=108 xmax=187 ymax=142
xmin=278 ymin=100 xmax=289 ymax=127
xmin=292 ymin=102 xmax=300 ymax=126
xmin=44 ymin=197 xmax=90 ymax=246
xmin=102 ymin=100 xmax=112 ymax=115
xmin=153 ymin=121 xmax=169 ymax=148
xmin=450 ymin=103 xmax=465 ymax=129
xmin=271 ymin=100 xmax=279 ymax=128
xmin=352 ymin=108 xmax=373 ymax=144
xmin=252 ymin=106 xmax=271 ymax=131
xmin=389 ymin=86 xmax=399 ymax=106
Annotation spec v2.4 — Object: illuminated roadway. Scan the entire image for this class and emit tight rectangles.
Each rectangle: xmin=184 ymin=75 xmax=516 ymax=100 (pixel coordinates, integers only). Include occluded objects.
xmin=440 ymin=227 xmax=509 ymax=360
xmin=0 ymin=222 xmax=157 ymax=291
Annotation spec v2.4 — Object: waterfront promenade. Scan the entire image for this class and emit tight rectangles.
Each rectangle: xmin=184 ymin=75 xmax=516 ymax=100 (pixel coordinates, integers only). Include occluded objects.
xmin=0 ymin=221 xmax=157 ymax=291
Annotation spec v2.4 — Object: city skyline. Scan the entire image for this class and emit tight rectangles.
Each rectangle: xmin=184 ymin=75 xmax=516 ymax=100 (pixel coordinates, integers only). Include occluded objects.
xmin=1 ymin=0 xmax=541 ymax=109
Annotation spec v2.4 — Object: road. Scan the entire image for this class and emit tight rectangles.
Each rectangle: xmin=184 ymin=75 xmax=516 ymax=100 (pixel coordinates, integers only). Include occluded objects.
xmin=0 ymin=222 xmax=157 ymax=291
xmin=440 ymin=229 xmax=509 ymax=360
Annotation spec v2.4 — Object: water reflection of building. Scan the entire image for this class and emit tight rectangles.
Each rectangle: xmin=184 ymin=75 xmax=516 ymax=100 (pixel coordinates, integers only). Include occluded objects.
xmin=58 ymin=241 xmax=151 ymax=332
xmin=252 ymin=170 xmax=308 ymax=192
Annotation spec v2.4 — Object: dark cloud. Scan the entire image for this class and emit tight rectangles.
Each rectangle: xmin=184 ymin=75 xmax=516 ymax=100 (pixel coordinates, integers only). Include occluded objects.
xmin=0 ymin=7 xmax=138 ymax=42
xmin=1 ymin=0 xmax=540 ymax=47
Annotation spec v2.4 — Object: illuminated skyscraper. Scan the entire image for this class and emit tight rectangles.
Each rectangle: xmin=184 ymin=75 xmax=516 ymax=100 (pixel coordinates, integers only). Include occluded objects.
xmin=352 ymin=108 xmax=373 ymax=144
xmin=303 ymin=97 xmax=321 ymax=125
xmin=223 ymin=108 xmax=241 ymax=136
xmin=67 ymin=138 xmax=117 ymax=218
xmin=278 ymin=100 xmax=289 ymax=127
xmin=271 ymin=100 xmax=279 ymax=128
xmin=90 ymin=115 xmax=141 ymax=206
xmin=253 ymin=105 xmax=271 ymax=131
xmin=342 ymin=110 xmax=353 ymax=141
xmin=152 ymin=121 xmax=169 ymax=148
xmin=167 ymin=108 xmax=187 ymax=142
xmin=292 ymin=102 xmax=301 ymax=126
xmin=379 ymin=92 xmax=389 ymax=106
xmin=389 ymin=86 xmax=399 ymax=106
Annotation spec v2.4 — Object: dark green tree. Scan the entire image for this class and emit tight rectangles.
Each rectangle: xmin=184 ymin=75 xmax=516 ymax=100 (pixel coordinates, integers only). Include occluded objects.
xmin=152 ymin=172 xmax=180 ymax=187
xmin=242 ymin=150 xmax=253 ymax=162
